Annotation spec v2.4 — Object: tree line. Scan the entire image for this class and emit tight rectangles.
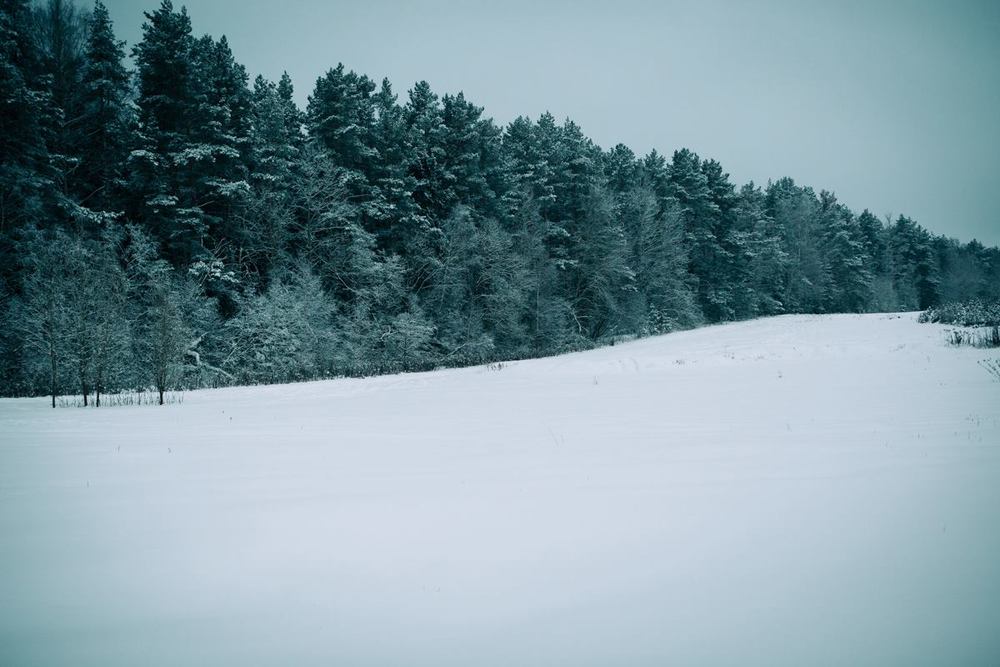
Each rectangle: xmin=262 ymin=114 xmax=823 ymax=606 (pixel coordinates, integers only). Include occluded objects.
xmin=2 ymin=0 xmax=998 ymax=405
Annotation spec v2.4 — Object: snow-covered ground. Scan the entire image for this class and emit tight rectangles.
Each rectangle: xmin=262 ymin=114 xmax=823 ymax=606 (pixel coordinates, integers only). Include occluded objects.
xmin=1 ymin=313 xmax=998 ymax=666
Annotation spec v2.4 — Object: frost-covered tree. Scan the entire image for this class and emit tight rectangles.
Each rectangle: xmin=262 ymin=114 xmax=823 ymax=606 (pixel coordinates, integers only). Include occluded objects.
xmin=889 ymin=215 xmax=940 ymax=310
xmin=145 ymin=274 xmax=187 ymax=405
xmin=11 ymin=227 xmax=75 ymax=406
xmin=818 ymin=192 xmax=872 ymax=313
xmin=223 ymin=265 xmax=335 ymax=383
xmin=766 ymin=178 xmax=829 ymax=313
xmin=610 ymin=148 xmax=697 ymax=334
xmin=131 ymin=1 xmax=250 ymax=272
xmin=728 ymin=183 xmax=787 ymax=318
xmin=240 ymin=72 xmax=302 ymax=286
xmin=89 ymin=232 xmax=132 ymax=406
xmin=1 ymin=0 xmax=998 ymax=401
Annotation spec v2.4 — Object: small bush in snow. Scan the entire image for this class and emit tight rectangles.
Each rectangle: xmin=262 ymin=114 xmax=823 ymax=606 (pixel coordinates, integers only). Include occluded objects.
xmin=919 ymin=299 xmax=1000 ymax=327
xmin=923 ymin=300 xmax=1000 ymax=349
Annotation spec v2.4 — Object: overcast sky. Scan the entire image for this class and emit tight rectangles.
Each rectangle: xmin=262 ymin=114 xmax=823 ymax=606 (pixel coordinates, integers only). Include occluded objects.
xmin=104 ymin=0 xmax=1000 ymax=246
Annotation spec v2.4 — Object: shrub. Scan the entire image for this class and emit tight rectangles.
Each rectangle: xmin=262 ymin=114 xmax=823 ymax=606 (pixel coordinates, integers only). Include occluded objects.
xmin=921 ymin=300 xmax=1000 ymax=349
xmin=919 ymin=299 xmax=1000 ymax=327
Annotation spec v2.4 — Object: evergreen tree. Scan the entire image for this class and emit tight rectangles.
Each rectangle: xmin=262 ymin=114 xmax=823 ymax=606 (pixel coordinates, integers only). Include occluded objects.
xmin=131 ymin=0 xmax=250 ymax=321
xmin=729 ymin=183 xmax=787 ymax=317
xmin=31 ymin=0 xmax=89 ymax=201
xmin=889 ymin=215 xmax=940 ymax=310
xmin=0 ymin=0 xmax=57 ymax=237
xmin=130 ymin=0 xmax=197 ymax=261
xmin=818 ymin=192 xmax=872 ymax=312
xmin=635 ymin=150 xmax=700 ymax=331
xmin=184 ymin=32 xmax=252 ymax=275
xmin=241 ymin=72 xmax=301 ymax=286
xmin=132 ymin=0 xmax=193 ymax=151
xmin=367 ymin=77 xmax=421 ymax=254
xmin=74 ymin=0 xmax=130 ymax=211
xmin=856 ymin=210 xmax=895 ymax=310
xmin=506 ymin=189 xmax=574 ymax=351
xmin=766 ymin=178 xmax=828 ymax=312
xmin=476 ymin=216 xmax=529 ymax=352
xmin=307 ymin=63 xmax=378 ymax=176
xmin=667 ymin=148 xmax=716 ymax=320
xmin=699 ymin=158 xmax=739 ymax=320
xmin=424 ymin=206 xmax=492 ymax=357
xmin=2 ymin=0 xmax=998 ymax=400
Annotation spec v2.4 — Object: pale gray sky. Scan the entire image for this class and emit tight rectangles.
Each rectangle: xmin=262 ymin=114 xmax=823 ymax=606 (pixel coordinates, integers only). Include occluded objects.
xmin=105 ymin=0 xmax=1000 ymax=246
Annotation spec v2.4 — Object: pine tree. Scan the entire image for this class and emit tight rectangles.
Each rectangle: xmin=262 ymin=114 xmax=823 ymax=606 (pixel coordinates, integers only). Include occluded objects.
xmin=506 ymin=189 xmax=573 ymax=351
xmin=889 ymin=215 xmax=940 ymax=310
xmin=184 ymin=32 xmax=251 ymax=276
xmin=0 ymin=0 xmax=58 ymax=237
xmin=628 ymin=151 xmax=699 ymax=331
xmin=857 ymin=209 xmax=896 ymax=309
xmin=307 ymin=63 xmax=378 ymax=176
xmin=241 ymin=72 xmax=302 ymax=286
xmin=818 ymin=191 xmax=872 ymax=312
xmin=666 ymin=149 xmax=714 ymax=320
xmin=425 ymin=206 xmax=492 ymax=357
xmin=766 ymin=178 xmax=828 ymax=312
xmin=31 ymin=0 xmax=89 ymax=202
xmin=367 ymin=77 xmax=421 ymax=254
xmin=130 ymin=0 xmax=197 ymax=262
xmin=131 ymin=0 xmax=250 ymax=319
xmin=74 ymin=0 xmax=130 ymax=211
xmin=403 ymin=81 xmax=446 ymax=209
xmin=132 ymin=0 xmax=193 ymax=151
xmin=440 ymin=91 xmax=503 ymax=219
xmin=729 ymin=182 xmax=787 ymax=317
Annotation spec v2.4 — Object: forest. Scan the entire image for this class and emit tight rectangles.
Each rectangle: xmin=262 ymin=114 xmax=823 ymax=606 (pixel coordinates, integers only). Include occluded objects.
xmin=2 ymin=0 xmax=999 ymax=405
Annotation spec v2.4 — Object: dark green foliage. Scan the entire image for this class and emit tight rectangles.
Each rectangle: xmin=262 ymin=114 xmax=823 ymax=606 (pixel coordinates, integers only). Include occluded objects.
xmin=74 ymin=0 xmax=130 ymax=211
xmin=0 ymin=0 xmax=997 ymax=401
xmin=132 ymin=0 xmax=193 ymax=148
xmin=727 ymin=183 xmax=788 ymax=318
xmin=0 ymin=0 xmax=59 ymax=239
xmin=890 ymin=216 xmax=940 ymax=310
xmin=131 ymin=0 xmax=252 ymax=272
xmin=307 ymin=64 xmax=377 ymax=176
xmin=818 ymin=191 xmax=873 ymax=313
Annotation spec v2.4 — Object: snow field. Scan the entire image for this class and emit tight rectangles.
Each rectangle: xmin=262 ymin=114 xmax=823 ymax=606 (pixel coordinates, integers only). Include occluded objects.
xmin=1 ymin=313 xmax=998 ymax=666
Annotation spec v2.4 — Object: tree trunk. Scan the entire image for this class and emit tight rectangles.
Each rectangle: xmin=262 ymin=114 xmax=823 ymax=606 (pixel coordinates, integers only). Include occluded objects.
xmin=50 ymin=355 xmax=57 ymax=409
xmin=158 ymin=386 xmax=164 ymax=405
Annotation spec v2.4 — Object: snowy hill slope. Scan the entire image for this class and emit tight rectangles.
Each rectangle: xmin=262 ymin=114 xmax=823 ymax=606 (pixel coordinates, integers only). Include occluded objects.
xmin=1 ymin=313 xmax=998 ymax=666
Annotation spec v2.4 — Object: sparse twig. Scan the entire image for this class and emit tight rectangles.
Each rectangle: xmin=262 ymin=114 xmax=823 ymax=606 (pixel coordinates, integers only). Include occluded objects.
xmin=980 ymin=358 xmax=1000 ymax=383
